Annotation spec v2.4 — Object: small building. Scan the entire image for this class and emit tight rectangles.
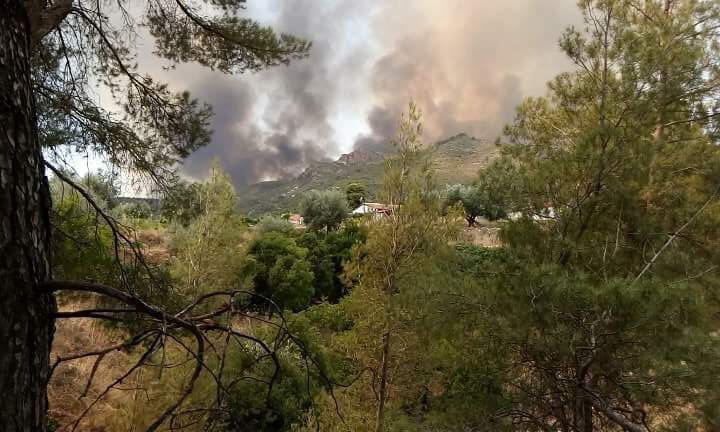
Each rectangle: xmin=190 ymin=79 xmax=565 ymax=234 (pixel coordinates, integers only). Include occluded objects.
xmin=352 ymin=202 xmax=394 ymax=219
xmin=508 ymin=207 xmax=556 ymax=222
xmin=287 ymin=213 xmax=304 ymax=226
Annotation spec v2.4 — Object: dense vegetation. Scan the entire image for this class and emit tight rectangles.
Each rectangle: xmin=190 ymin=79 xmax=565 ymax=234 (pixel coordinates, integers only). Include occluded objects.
xmin=4 ymin=0 xmax=720 ymax=431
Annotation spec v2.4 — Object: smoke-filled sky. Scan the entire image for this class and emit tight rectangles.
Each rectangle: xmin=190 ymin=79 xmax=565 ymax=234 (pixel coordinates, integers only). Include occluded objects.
xmin=136 ymin=1 xmax=582 ymax=187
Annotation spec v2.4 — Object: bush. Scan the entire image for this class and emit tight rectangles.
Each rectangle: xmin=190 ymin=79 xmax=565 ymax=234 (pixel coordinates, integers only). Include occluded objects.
xmin=257 ymin=216 xmax=295 ymax=235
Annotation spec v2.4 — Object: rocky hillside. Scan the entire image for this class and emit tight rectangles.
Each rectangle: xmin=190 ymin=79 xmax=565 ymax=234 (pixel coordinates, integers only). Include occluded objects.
xmin=236 ymin=133 xmax=498 ymax=214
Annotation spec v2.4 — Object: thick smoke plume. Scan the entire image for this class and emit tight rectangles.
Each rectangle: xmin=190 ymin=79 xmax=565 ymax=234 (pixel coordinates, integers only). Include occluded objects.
xmin=147 ymin=1 xmax=581 ymax=186
xmin=353 ymin=1 xmax=582 ymax=152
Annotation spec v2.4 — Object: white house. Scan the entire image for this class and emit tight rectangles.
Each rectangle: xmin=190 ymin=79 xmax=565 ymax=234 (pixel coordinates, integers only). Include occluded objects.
xmin=352 ymin=202 xmax=394 ymax=219
xmin=508 ymin=207 xmax=556 ymax=221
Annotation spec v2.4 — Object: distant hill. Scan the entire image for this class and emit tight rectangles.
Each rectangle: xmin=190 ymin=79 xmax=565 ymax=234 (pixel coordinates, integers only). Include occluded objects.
xmin=236 ymin=133 xmax=498 ymax=215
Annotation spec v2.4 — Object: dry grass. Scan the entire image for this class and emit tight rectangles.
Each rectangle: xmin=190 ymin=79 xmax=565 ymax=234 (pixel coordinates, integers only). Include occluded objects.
xmin=461 ymin=226 xmax=502 ymax=248
xmin=135 ymin=228 xmax=171 ymax=265
xmin=49 ymin=296 xmax=143 ymax=431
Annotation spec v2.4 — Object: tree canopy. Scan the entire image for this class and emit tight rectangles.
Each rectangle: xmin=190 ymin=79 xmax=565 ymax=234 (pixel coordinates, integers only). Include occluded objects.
xmin=300 ymin=189 xmax=349 ymax=231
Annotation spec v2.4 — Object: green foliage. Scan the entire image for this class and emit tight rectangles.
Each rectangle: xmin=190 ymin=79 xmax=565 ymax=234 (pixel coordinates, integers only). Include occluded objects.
xmin=40 ymin=1 xmax=720 ymax=430
xmin=309 ymin=103 xmax=462 ymax=430
xmin=51 ymin=177 xmax=114 ymax=282
xmin=445 ymin=184 xmax=483 ymax=226
xmin=257 ymin=216 xmax=296 ymax=235
xmin=114 ymin=201 xmax=153 ymax=219
xmin=445 ymin=163 xmax=509 ymax=226
xmin=345 ymin=182 xmax=368 ymax=209
xmin=494 ymin=0 xmax=720 ymax=276
xmin=242 ymin=217 xmax=364 ymax=313
xmin=433 ymin=245 xmax=720 ymax=431
xmin=302 ymin=2 xmax=720 ymax=430
xmin=221 ymin=349 xmax=316 ymax=431
xmin=297 ymin=221 xmax=368 ymax=302
xmin=50 ymin=174 xmax=130 ymax=285
xmin=418 ymin=0 xmax=720 ymax=429
xmin=218 ymin=305 xmax=353 ymax=432
xmin=170 ymin=164 xmax=247 ymax=302
xmin=79 ymin=171 xmax=120 ymax=209
xmin=243 ymin=232 xmax=314 ymax=312
xmin=146 ymin=3 xmax=311 ymax=75
xmin=299 ymin=189 xmax=348 ymax=231
xmin=161 ymin=179 xmax=204 ymax=225
xmin=50 ymin=173 xmax=179 ymax=322
xmin=46 ymin=418 xmax=59 ymax=432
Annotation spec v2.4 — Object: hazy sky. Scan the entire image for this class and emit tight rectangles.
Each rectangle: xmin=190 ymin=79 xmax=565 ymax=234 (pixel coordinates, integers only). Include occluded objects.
xmin=116 ymin=1 xmax=583 ymax=187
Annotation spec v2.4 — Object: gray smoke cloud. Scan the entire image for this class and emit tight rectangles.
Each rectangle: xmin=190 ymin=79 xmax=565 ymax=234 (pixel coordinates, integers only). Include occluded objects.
xmin=145 ymin=1 xmax=582 ymax=186
xmin=166 ymin=1 xmax=363 ymax=184
xmin=352 ymin=1 xmax=582 ymax=151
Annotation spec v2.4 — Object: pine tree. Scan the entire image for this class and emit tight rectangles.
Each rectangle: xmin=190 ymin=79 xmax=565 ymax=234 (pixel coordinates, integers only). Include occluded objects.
xmin=320 ymin=104 xmax=459 ymax=431
xmin=453 ymin=1 xmax=720 ymax=430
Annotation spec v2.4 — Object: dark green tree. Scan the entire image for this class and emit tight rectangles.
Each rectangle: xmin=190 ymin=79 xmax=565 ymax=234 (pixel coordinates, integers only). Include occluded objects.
xmin=243 ymin=232 xmax=315 ymax=312
xmin=427 ymin=245 xmax=720 ymax=432
xmin=497 ymin=0 xmax=720 ymax=273
xmin=345 ymin=182 xmax=368 ymax=209
xmin=297 ymin=221 xmax=367 ymax=302
xmin=257 ymin=216 xmax=296 ymax=235
xmin=439 ymin=0 xmax=720 ymax=430
xmin=0 ymin=1 xmax=309 ymax=429
xmin=445 ymin=184 xmax=485 ymax=226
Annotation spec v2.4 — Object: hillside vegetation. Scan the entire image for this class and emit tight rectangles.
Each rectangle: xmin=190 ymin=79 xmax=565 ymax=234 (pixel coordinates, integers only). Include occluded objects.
xmin=237 ymin=133 xmax=496 ymax=214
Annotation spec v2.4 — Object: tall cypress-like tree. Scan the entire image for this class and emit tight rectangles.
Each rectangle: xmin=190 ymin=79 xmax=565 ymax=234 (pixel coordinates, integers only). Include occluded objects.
xmin=0 ymin=1 xmax=309 ymax=430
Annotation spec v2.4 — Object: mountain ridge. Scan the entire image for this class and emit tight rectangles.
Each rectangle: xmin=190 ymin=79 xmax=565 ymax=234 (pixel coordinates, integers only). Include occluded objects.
xmin=237 ymin=133 xmax=498 ymax=214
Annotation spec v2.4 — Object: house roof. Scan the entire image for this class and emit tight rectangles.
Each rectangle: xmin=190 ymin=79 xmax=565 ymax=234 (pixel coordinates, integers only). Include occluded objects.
xmin=288 ymin=213 xmax=304 ymax=224
xmin=352 ymin=203 xmax=396 ymax=214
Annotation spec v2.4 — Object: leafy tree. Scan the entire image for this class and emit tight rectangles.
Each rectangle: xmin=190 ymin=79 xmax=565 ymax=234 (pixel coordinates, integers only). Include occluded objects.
xmin=307 ymin=2 xmax=720 ymax=431
xmin=300 ymin=189 xmax=348 ymax=231
xmin=160 ymin=179 xmax=204 ymax=225
xmin=430 ymin=246 xmax=720 ymax=432
xmin=243 ymin=232 xmax=314 ymax=312
xmin=345 ymin=182 xmax=368 ymax=209
xmin=496 ymin=0 xmax=720 ymax=274
xmin=50 ymin=174 xmax=121 ymax=283
xmin=445 ymin=184 xmax=485 ymax=226
xmin=445 ymin=179 xmax=507 ymax=227
xmin=50 ymin=173 xmax=178 ymax=323
xmin=475 ymin=159 xmax=512 ymax=220
xmin=115 ymin=200 xmax=154 ymax=219
xmin=297 ymin=221 xmax=368 ymax=302
xmin=79 ymin=171 xmax=121 ymax=209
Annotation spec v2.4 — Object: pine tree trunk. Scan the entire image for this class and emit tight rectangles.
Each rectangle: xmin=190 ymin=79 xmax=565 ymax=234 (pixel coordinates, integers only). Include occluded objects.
xmin=0 ymin=1 xmax=56 ymax=431
xmin=574 ymin=382 xmax=594 ymax=432
xmin=575 ymin=398 xmax=593 ymax=432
